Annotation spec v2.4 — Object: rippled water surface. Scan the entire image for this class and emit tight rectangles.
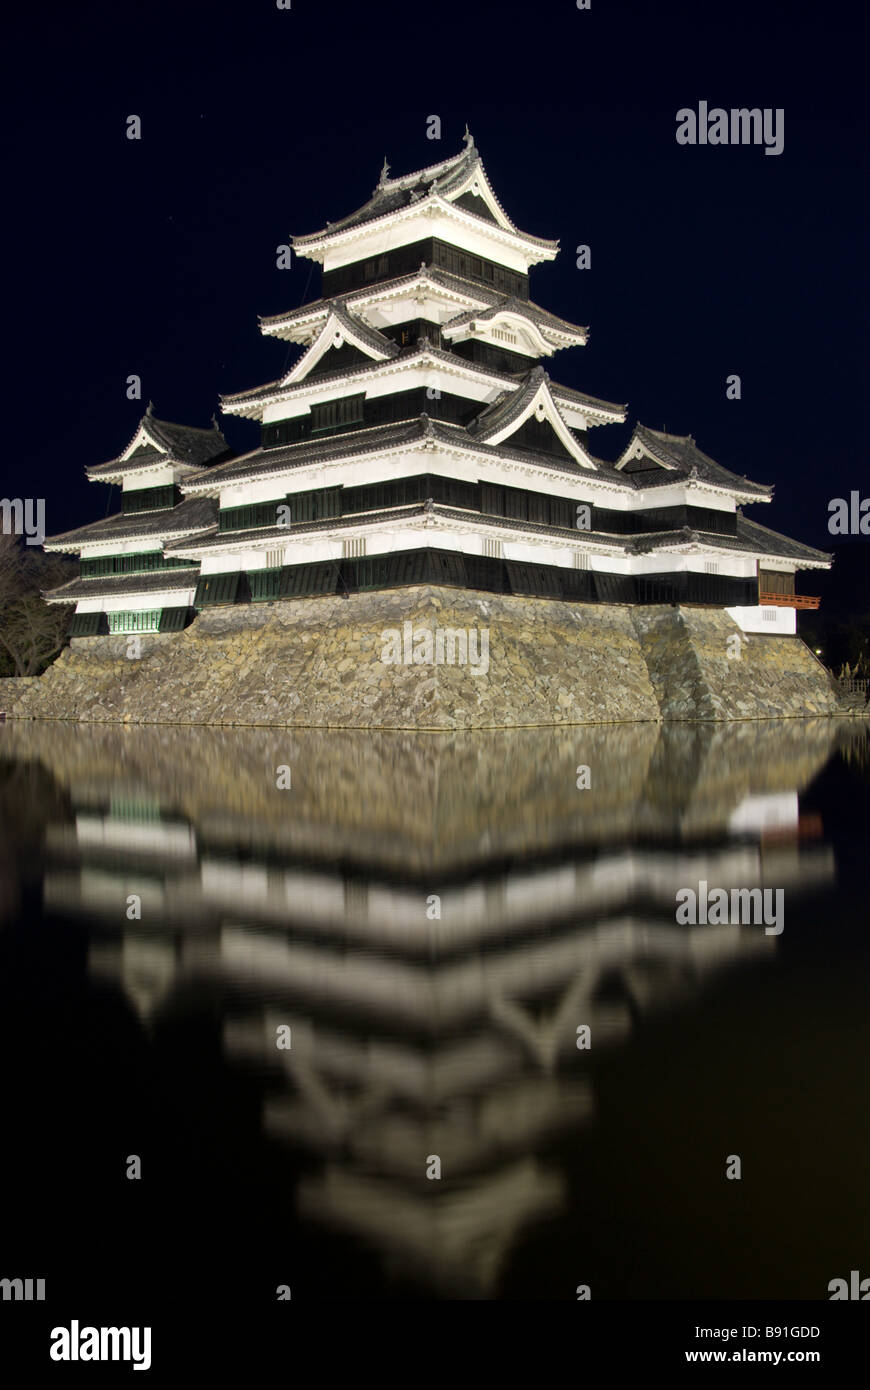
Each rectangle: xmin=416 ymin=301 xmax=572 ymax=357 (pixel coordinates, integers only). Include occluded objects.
xmin=1 ymin=719 xmax=868 ymax=1301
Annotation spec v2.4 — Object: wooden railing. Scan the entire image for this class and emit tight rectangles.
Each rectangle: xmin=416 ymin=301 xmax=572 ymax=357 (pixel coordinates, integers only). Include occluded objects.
xmin=759 ymin=591 xmax=821 ymax=610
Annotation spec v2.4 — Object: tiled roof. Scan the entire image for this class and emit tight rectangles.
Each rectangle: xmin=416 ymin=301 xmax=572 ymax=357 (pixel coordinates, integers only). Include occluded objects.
xmin=143 ymin=414 xmax=229 ymax=465
xmin=44 ymin=568 xmax=199 ymax=603
xmin=443 ymin=295 xmax=588 ymax=342
xmin=629 ymin=517 xmax=830 ymax=564
xmin=469 ymin=368 xmax=624 ymax=442
xmin=470 ymin=368 xmax=547 ymax=438
xmin=181 ymin=420 xmax=433 ymax=491
xmin=550 ymin=380 xmax=626 ymax=417
xmin=180 ymin=409 xmax=775 ymax=503
xmin=734 ymin=514 xmax=831 ymax=563
xmin=622 ymin=424 xmax=771 ymax=499
xmin=222 ymin=339 xmax=527 ymax=407
xmin=259 ymin=267 xmax=506 ymax=332
xmin=223 ymin=342 xmax=619 ymax=418
xmin=182 ymin=414 xmax=637 ymax=494
xmin=166 ymin=504 xmax=830 ymax=575
xmin=428 ymin=505 xmax=626 ymax=548
xmin=87 ymin=445 xmax=168 ymax=479
xmin=164 ymin=501 xmax=630 ymax=554
xmin=324 ymin=302 xmax=400 ymax=358
xmin=294 ymin=141 xmax=558 ymax=251
xmin=87 ymin=410 xmax=230 ymax=478
xmin=44 ymin=497 xmax=219 ymax=550
xmin=261 ymin=268 xmax=590 ymax=361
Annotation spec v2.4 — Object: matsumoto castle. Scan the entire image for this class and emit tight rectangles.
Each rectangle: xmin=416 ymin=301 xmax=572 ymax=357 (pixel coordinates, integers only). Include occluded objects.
xmin=45 ymin=133 xmax=827 ymax=640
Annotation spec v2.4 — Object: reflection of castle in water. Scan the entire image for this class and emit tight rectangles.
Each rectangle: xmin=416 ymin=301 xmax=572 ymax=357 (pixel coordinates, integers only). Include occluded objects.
xmin=1 ymin=720 xmax=844 ymax=1296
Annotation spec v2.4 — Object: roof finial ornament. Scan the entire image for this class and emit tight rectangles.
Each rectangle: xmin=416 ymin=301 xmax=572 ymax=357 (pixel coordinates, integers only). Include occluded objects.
xmin=211 ymin=412 xmax=220 ymax=430
xmin=145 ymin=400 xmax=154 ymax=417
xmin=379 ymin=157 xmax=390 ymax=186
xmin=463 ymin=123 xmax=474 ymax=149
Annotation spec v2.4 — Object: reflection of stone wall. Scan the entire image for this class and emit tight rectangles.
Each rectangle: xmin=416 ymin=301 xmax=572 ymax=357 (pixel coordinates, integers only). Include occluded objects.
xmin=8 ymin=589 xmax=844 ymax=728
xmin=0 ymin=717 xmax=844 ymax=872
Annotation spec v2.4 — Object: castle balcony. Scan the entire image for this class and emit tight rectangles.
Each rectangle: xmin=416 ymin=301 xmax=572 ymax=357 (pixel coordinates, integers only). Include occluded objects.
xmin=758 ymin=591 xmax=821 ymax=610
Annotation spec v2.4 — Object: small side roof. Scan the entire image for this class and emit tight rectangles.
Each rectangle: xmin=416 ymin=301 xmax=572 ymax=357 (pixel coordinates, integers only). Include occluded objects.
xmin=86 ymin=404 xmax=231 ymax=481
xmin=44 ymin=497 xmax=219 ymax=552
xmin=616 ymin=423 xmax=772 ymax=499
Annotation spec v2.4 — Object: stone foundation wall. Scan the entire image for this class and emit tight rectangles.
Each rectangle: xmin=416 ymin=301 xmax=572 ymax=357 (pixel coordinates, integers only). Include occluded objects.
xmin=632 ymin=606 xmax=842 ymax=720
xmin=0 ymin=677 xmax=38 ymax=713
xmin=7 ymin=588 xmax=846 ymax=728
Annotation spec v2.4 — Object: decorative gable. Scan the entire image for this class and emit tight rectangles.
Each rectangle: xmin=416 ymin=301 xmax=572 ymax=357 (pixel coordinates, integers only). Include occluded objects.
xmin=616 ymin=430 xmax=681 ymax=475
xmin=120 ymin=420 xmax=169 ymax=462
xmin=474 ymin=370 xmax=597 ymax=470
xmin=281 ymin=307 xmax=398 ymax=385
xmin=449 ymin=189 xmax=499 ymax=224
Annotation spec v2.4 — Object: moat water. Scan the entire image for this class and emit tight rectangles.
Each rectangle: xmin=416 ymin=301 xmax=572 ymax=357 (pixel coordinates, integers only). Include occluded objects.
xmin=1 ymin=718 xmax=868 ymax=1303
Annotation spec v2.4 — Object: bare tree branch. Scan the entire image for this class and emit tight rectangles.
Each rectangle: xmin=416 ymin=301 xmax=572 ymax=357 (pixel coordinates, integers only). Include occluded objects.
xmin=0 ymin=537 xmax=74 ymax=675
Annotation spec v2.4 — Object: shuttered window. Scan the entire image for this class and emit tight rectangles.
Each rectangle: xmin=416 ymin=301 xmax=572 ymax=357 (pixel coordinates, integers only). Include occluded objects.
xmin=121 ymin=485 xmax=179 ymax=514
xmin=310 ymin=395 xmax=364 ymax=434
xmin=69 ymin=611 xmax=108 ymax=636
xmin=506 ymin=562 xmax=562 ymax=597
xmin=80 ymin=552 xmax=192 ymax=577
xmin=158 ymin=606 xmax=193 ymax=632
xmin=218 ymin=499 xmax=287 ymax=532
xmin=250 ymin=568 xmax=283 ymax=601
xmin=278 ymin=562 xmax=339 ymax=597
xmin=195 ymin=572 xmax=242 ymax=606
xmin=289 ymin=488 xmax=341 ymax=523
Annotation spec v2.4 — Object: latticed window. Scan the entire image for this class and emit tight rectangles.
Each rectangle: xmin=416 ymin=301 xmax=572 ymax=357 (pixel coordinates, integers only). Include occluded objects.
xmin=573 ymin=551 xmax=591 ymax=569
xmin=265 ymin=548 xmax=285 ymax=568
xmin=310 ymin=395 xmax=364 ymax=434
xmin=431 ymin=240 xmax=528 ymax=298
xmin=342 ymin=538 xmax=366 ymax=558
xmin=218 ymin=499 xmax=286 ymax=532
xmin=121 ymin=485 xmax=179 ymax=514
xmin=482 ymin=537 xmax=503 ymax=558
xmin=107 ymin=610 xmax=162 ymax=634
xmin=704 ymin=561 xmax=720 ymax=574
xmin=80 ymin=551 xmax=192 ymax=577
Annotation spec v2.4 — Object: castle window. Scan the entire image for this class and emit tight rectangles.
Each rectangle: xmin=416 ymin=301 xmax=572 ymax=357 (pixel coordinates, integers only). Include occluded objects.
xmin=482 ymin=537 xmax=503 ymax=558
xmin=310 ymin=394 xmax=365 ymax=433
xmin=343 ymin=537 xmax=366 ymax=558
xmin=106 ymin=610 xmax=162 ymax=634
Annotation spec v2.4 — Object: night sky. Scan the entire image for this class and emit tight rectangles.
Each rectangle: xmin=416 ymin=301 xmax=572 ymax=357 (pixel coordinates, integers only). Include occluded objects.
xmin=5 ymin=0 xmax=867 ymax=551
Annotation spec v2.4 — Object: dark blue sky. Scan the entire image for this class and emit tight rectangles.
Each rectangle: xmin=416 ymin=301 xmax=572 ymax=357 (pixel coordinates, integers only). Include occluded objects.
xmin=5 ymin=0 xmax=867 ymax=550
